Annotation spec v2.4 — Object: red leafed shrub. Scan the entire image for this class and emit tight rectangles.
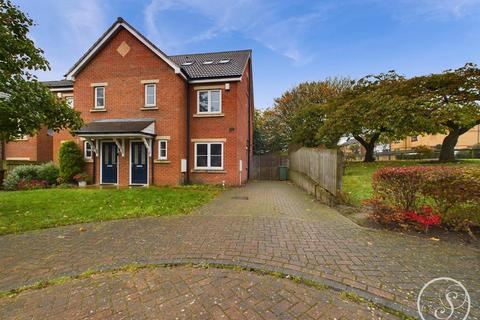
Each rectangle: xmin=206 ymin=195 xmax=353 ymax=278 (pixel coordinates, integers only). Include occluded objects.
xmin=362 ymin=198 xmax=407 ymax=226
xmin=403 ymin=206 xmax=441 ymax=232
xmin=372 ymin=166 xmax=433 ymax=211
xmin=369 ymin=165 xmax=480 ymax=234
xmin=17 ymin=179 xmax=48 ymax=190
xmin=421 ymin=167 xmax=480 ymax=212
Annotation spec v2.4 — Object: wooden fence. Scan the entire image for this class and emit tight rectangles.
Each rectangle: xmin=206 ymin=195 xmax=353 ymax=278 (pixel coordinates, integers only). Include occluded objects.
xmin=251 ymin=154 xmax=288 ymax=180
xmin=289 ymin=148 xmax=343 ymax=204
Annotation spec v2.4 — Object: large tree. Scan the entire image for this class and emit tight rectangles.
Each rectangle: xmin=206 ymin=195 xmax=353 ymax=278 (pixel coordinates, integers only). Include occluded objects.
xmin=318 ymin=71 xmax=421 ymax=162
xmin=406 ymin=63 xmax=480 ymax=162
xmin=264 ymin=78 xmax=353 ymax=152
xmin=0 ymin=0 xmax=82 ymax=142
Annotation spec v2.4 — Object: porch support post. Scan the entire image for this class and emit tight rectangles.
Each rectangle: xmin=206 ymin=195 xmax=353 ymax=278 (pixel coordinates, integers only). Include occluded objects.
xmin=114 ymin=138 xmax=125 ymax=157
xmin=142 ymin=137 xmax=152 ymax=157
xmin=86 ymin=138 xmax=99 ymax=157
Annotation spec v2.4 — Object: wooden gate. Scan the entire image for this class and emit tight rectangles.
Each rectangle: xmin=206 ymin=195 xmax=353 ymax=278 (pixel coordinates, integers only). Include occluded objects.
xmin=251 ymin=154 xmax=288 ymax=180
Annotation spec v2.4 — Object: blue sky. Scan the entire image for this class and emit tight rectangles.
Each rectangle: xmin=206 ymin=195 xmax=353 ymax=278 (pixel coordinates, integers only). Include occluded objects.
xmin=14 ymin=0 xmax=480 ymax=109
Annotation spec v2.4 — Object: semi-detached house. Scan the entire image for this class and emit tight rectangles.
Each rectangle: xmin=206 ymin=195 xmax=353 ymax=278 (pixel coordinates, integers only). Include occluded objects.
xmin=6 ymin=17 xmax=254 ymax=186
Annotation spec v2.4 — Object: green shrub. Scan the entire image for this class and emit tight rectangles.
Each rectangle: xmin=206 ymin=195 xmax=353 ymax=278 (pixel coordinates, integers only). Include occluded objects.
xmin=59 ymin=141 xmax=84 ymax=182
xmin=2 ymin=162 xmax=59 ymax=190
xmin=412 ymin=145 xmax=434 ymax=159
xmin=37 ymin=162 xmax=59 ymax=185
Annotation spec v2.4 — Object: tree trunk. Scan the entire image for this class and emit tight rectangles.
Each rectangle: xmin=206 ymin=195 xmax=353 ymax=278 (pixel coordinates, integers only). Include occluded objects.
xmin=353 ymin=134 xmax=379 ymax=162
xmin=439 ymin=130 xmax=460 ymax=162
xmin=363 ymin=144 xmax=375 ymax=162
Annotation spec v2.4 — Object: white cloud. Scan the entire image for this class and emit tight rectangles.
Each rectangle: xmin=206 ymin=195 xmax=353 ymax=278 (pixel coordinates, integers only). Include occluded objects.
xmin=392 ymin=0 xmax=480 ymax=20
xmin=143 ymin=0 xmax=331 ymax=65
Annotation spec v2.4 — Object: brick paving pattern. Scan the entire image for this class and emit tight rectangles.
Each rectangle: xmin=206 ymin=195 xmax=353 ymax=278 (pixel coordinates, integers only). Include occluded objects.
xmin=0 ymin=266 xmax=399 ymax=319
xmin=0 ymin=181 xmax=478 ymax=318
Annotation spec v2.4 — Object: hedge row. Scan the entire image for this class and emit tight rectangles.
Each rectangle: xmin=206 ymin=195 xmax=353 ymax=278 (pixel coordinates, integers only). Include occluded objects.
xmin=366 ymin=166 xmax=480 ymax=233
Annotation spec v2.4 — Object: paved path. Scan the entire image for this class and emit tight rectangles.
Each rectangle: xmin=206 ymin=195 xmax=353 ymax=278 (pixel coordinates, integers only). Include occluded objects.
xmin=0 ymin=266 xmax=398 ymax=319
xmin=0 ymin=181 xmax=478 ymax=318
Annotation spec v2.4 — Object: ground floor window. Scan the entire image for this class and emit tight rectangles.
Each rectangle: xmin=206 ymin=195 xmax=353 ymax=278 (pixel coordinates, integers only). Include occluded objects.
xmin=158 ymin=140 xmax=168 ymax=160
xmin=195 ymin=142 xmax=223 ymax=170
xmin=84 ymin=141 xmax=93 ymax=159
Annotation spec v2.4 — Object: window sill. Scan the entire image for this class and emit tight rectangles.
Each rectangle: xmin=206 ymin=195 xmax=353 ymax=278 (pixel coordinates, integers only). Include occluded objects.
xmin=140 ymin=107 xmax=158 ymax=111
xmin=90 ymin=108 xmax=106 ymax=112
xmin=154 ymin=160 xmax=170 ymax=164
xmin=191 ymin=169 xmax=226 ymax=173
xmin=84 ymin=159 xmax=94 ymax=163
xmin=193 ymin=113 xmax=224 ymax=118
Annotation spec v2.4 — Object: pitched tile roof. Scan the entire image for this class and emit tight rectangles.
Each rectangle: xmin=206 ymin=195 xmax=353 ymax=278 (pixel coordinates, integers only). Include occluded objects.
xmin=169 ymin=50 xmax=251 ymax=80
xmin=42 ymin=80 xmax=74 ymax=88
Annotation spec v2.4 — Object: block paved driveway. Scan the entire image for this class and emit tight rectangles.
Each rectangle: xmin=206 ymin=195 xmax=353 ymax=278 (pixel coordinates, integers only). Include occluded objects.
xmin=0 ymin=181 xmax=478 ymax=318
xmin=0 ymin=266 xmax=398 ymax=319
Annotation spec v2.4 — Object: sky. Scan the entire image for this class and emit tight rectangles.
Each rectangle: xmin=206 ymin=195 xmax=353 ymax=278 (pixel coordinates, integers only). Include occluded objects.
xmin=14 ymin=0 xmax=480 ymax=109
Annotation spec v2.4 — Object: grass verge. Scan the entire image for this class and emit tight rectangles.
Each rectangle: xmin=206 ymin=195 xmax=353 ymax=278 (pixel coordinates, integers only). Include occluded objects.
xmin=0 ymin=186 xmax=219 ymax=235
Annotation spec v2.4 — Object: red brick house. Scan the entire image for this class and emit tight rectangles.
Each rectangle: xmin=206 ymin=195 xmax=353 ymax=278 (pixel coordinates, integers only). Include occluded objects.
xmin=6 ymin=17 xmax=253 ymax=186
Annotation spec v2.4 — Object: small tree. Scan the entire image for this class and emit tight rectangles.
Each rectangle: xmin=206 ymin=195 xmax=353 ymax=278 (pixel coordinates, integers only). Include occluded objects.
xmin=0 ymin=0 xmax=83 ymax=142
xmin=59 ymin=141 xmax=84 ymax=182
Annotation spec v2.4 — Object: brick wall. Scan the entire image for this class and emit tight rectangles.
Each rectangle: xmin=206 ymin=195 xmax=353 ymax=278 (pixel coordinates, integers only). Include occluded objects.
xmin=188 ymin=60 xmax=253 ymax=186
xmin=54 ymin=27 xmax=186 ymax=186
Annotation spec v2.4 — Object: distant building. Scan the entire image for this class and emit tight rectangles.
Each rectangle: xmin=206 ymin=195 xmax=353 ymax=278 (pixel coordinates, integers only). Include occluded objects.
xmin=390 ymin=126 xmax=480 ymax=151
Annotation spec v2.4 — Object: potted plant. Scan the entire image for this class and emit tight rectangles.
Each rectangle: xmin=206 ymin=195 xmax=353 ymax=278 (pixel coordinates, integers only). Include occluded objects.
xmin=73 ymin=173 xmax=90 ymax=187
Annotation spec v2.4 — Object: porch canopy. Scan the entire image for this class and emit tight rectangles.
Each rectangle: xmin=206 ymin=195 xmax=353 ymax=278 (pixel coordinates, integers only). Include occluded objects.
xmin=74 ymin=118 xmax=155 ymax=157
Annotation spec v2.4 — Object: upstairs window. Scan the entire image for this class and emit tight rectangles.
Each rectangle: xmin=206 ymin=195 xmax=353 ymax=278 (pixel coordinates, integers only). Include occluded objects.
xmin=145 ymin=83 xmax=156 ymax=107
xmin=66 ymin=96 xmax=74 ymax=108
xmin=94 ymin=87 xmax=105 ymax=109
xmin=197 ymin=90 xmax=221 ymax=114
xmin=158 ymin=140 xmax=168 ymax=160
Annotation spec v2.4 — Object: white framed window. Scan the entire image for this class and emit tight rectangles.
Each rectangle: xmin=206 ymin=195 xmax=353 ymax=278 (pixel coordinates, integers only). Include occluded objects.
xmin=197 ymin=90 xmax=221 ymax=114
xmin=66 ymin=96 xmax=74 ymax=108
xmin=145 ymin=83 xmax=156 ymax=107
xmin=194 ymin=142 xmax=223 ymax=170
xmin=158 ymin=140 xmax=168 ymax=160
xmin=84 ymin=141 xmax=93 ymax=159
xmin=94 ymin=87 xmax=105 ymax=109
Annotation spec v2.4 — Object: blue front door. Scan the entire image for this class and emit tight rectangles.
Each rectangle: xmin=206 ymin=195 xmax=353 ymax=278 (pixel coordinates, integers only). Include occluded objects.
xmin=102 ymin=142 xmax=118 ymax=184
xmin=131 ymin=142 xmax=147 ymax=184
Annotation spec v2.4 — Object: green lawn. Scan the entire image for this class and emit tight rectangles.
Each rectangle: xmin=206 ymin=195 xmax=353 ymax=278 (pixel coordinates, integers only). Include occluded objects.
xmin=342 ymin=160 xmax=480 ymax=206
xmin=0 ymin=186 xmax=219 ymax=235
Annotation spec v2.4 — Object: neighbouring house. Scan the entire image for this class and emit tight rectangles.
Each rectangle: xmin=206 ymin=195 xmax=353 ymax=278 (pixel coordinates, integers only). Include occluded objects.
xmin=390 ymin=127 xmax=480 ymax=151
xmin=3 ymin=17 xmax=254 ymax=186
xmin=3 ymin=80 xmax=73 ymax=163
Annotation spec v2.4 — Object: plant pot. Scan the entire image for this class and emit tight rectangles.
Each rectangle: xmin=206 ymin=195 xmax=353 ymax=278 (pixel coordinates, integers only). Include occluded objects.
xmin=78 ymin=181 xmax=87 ymax=187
